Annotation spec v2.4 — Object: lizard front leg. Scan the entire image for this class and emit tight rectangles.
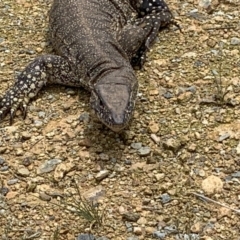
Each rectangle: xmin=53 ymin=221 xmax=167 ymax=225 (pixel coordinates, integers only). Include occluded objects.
xmin=117 ymin=24 xmax=148 ymax=59
xmin=131 ymin=0 xmax=177 ymax=47
xmin=128 ymin=0 xmax=181 ymax=68
xmin=0 ymin=55 xmax=81 ymax=124
xmin=117 ymin=17 xmax=156 ymax=69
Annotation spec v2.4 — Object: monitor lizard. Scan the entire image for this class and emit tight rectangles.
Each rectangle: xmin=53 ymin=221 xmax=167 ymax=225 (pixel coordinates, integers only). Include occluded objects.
xmin=0 ymin=0 xmax=177 ymax=132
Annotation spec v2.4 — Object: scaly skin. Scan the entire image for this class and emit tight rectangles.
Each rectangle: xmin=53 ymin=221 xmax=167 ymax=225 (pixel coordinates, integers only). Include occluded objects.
xmin=0 ymin=0 xmax=176 ymax=132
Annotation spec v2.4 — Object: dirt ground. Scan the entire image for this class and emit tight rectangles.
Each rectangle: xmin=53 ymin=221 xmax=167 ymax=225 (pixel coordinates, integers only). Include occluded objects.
xmin=0 ymin=0 xmax=240 ymax=239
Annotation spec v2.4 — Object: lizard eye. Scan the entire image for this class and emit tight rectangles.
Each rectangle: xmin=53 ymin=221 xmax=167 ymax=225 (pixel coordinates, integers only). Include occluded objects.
xmin=99 ymin=98 xmax=104 ymax=108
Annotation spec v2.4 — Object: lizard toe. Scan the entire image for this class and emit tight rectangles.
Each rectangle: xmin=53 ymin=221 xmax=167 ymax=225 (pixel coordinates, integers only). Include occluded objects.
xmin=0 ymin=88 xmax=30 ymax=124
xmin=10 ymin=108 xmax=17 ymax=125
xmin=0 ymin=107 xmax=9 ymax=122
xmin=19 ymin=102 xmax=28 ymax=120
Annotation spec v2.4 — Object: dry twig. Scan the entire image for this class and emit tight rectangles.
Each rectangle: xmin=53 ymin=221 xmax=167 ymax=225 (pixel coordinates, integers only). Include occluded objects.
xmin=192 ymin=192 xmax=240 ymax=214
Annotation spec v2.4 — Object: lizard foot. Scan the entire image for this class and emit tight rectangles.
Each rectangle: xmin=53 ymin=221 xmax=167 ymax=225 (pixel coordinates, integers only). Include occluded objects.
xmin=0 ymin=86 xmax=31 ymax=125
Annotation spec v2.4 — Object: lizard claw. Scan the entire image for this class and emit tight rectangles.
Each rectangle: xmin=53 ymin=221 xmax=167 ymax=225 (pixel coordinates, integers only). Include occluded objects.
xmin=9 ymin=108 xmax=17 ymax=125
xmin=0 ymin=88 xmax=30 ymax=125
xmin=171 ymin=20 xmax=183 ymax=33
xmin=19 ymin=103 xmax=28 ymax=120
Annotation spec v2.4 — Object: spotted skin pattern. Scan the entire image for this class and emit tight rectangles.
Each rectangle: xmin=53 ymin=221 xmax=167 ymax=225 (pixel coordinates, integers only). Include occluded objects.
xmin=131 ymin=0 xmax=174 ymax=47
xmin=0 ymin=55 xmax=82 ymax=124
xmin=130 ymin=0 xmax=180 ymax=68
xmin=0 ymin=0 xmax=176 ymax=131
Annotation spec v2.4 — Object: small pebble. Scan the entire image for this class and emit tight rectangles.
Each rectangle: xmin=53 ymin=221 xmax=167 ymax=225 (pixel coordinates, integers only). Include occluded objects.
xmin=36 ymin=47 xmax=43 ymax=53
xmin=230 ymin=37 xmax=240 ymax=45
xmin=133 ymin=227 xmax=142 ymax=235
xmin=151 ymin=134 xmax=160 ymax=143
xmin=124 ymin=159 xmax=132 ymax=165
xmin=163 ymin=91 xmax=173 ymax=99
xmin=66 ymin=89 xmax=76 ymax=95
xmin=131 ymin=142 xmax=142 ymax=150
xmin=187 ymin=86 xmax=196 ymax=93
xmin=17 ymin=167 xmax=30 ymax=177
xmin=188 ymin=143 xmax=197 ymax=152
xmin=152 ymin=231 xmax=166 ymax=239
xmin=127 ymin=237 xmax=139 ymax=240
xmin=162 ymin=138 xmax=181 ymax=152
xmin=34 ymin=120 xmax=43 ymax=127
xmin=142 ymin=198 xmax=151 ymax=205
xmin=194 ymin=60 xmax=204 ymax=67
xmin=155 ymin=173 xmax=165 ymax=181
xmin=63 ymin=103 xmax=71 ymax=110
xmin=7 ymin=179 xmax=19 ymax=185
xmin=122 ymin=212 xmax=140 ymax=222
xmin=191 ymin=221 xmax=204 ymax=233
xmin=0 ymin=157 xmax=5 ymax=165
xmin=47 ymin=94 xmax=54 ymax=100
xmin=218 ymin=133 xmax=230 ymax=142
xmin=0 ymin=187 xmax=9 ymax=196
xmin=176 ymin=234 xmax=200 ymax=240
xmin=164 ymin=225 xmax=178 ymax=233
xmin=146 ymin=157 xmax=156 ymax=164
xmin=138 ymin=146 xmax=151 ymax=156
xmin=110 ymin=157 xmax=117 ymax=163
xmin=231 ymin=171 xmax=240 ymax=178
xmin=22 ymin=157 xmax=32 ymax=167
xmin=198 ymin=169 xmax=205 ymax=177
xmin=21 ymin=131 xmax=32 ymax=140
xmin=95 ymin=170 xmax=109 ymax=181
xmin=39 ymin=192 xmax=51 ymax=201
xmin=145 ymin=227 xmax=156 ymax=234
xmin=76 ymin=234 xmax=95 ymax=240
xmin=97 ymin=237 xmax=109 ymax=240
xmin=160 ymin=193 xmax=171 ymax=204
xmin=125 ymin=222 xmax=133 ymax=232
xmin=38 ymin=111 xmax=46 ymax=118
xmin=137 ymin=217 xmax=147 ymax=225
xmin=177 ymin=92 xmax=193 ymax=103
xmin=217 ymin=207 xmax=231 ymax=219
xmin=149 ymin=122 xmax=159 ymax=133
xmin=235 ymin=142 xmax=240 ymax=155
xmin=79 ymin=112 xmax=90 ymax=123
xmin=199 ymin=0 xmax=211 ymax=8
xmin=16 ymin=148 xmax=24 ymax=156
xmin=0 ymin=147 xmax=7 ymax=154
xmin=99 ymin=153 xmax=109 ymax=161
xmin=37 ymin=159 xmax=62 ymax=175
xmin=0 ymin=166 xmax=9 ymax=172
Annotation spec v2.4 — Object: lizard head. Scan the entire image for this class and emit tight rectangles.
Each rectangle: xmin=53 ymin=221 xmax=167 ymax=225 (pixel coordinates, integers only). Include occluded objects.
xmin=90 ymin=79 xmax=137 ymax=132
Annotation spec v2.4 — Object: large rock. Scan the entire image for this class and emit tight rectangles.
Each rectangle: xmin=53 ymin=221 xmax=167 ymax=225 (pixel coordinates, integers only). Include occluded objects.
xmin=201 ymin=175 xmax=223 ymax=194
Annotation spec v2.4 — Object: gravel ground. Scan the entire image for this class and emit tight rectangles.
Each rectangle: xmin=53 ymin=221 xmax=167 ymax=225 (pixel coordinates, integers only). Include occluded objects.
xmin=0 ymin=0 xmax=240 ymax=239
